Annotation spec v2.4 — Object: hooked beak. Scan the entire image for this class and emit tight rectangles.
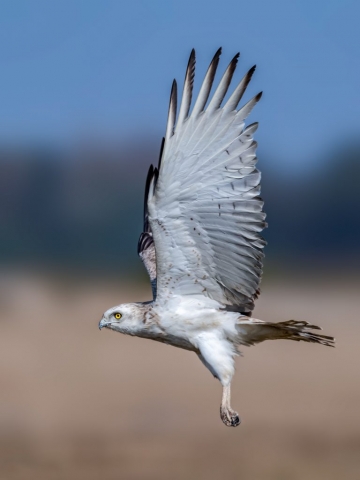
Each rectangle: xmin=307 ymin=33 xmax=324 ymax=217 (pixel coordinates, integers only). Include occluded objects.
xmin=98 ymin=317 xmax=112 ymax=330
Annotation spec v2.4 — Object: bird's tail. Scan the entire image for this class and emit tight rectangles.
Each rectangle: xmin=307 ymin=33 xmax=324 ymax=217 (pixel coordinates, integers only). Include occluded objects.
xmin=236 ymin=319 xmax=335 ymax=347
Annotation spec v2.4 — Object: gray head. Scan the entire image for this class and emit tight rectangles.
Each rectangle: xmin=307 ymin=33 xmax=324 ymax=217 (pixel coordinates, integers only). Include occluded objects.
xmin=98 ymin=303 xmax=147 ymax=334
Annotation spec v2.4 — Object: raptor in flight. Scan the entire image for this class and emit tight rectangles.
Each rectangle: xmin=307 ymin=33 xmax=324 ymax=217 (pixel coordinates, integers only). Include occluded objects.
xmin=99 ymin=49 xmax=334 ymax=427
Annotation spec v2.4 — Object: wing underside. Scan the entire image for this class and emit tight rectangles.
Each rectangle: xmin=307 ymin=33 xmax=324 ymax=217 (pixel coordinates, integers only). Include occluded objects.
xmin=141 ymin=48 xmax=266 ymax=313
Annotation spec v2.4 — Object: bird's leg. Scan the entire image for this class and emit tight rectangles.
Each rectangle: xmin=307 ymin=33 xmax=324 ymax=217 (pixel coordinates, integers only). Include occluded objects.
xmin=196 ymin=334 xmax=240 ymax=427
xmin=220 ymin=384 xmax=241 ymax=427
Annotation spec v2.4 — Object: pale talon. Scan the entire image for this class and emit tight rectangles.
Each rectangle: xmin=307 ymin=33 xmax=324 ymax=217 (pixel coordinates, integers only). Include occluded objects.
xmin=220 ymin=406 xmax=241 ymax=427
xmin=220 ymin=384 xmax=241 ymax=427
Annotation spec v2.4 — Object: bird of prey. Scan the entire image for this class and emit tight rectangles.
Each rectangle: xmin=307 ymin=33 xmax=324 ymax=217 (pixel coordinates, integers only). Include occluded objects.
xmin=99 ymin=48 xmax=334 ymax=427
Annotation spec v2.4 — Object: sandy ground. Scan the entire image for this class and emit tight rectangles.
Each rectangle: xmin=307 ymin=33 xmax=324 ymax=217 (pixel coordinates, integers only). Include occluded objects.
xmin=0 ymin=272 xmax=359 ymax=479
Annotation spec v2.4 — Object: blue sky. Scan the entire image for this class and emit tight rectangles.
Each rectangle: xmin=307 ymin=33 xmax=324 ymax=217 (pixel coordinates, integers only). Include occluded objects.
xmin=0 ymin=0 xmax=359 ymax=171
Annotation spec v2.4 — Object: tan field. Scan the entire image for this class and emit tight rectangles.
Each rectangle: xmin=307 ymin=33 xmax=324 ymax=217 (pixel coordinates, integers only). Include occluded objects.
xmin=0 ymin=272 xmax=359 ymax=479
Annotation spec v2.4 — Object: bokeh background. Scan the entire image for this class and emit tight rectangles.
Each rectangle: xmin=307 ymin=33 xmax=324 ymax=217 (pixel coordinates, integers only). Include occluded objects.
xmin=1 ymin=1 xmax=359 ymax=479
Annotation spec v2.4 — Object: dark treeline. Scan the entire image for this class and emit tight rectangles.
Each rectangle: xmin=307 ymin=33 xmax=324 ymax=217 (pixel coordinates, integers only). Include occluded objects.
xmin=263 ymin=142 xmax=360 ymax=268
xmin=1 ymin=139 xmax=359 ymax=275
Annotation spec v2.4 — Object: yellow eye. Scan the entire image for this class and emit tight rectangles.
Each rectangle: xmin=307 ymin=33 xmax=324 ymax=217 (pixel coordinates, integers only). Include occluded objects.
xmin=114 ymin=313 xmax=122 ymax=320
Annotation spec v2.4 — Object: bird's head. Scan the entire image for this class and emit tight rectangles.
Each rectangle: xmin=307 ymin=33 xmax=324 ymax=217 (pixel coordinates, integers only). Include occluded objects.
xmin=98 ymin=303 xmax=145 ymax=334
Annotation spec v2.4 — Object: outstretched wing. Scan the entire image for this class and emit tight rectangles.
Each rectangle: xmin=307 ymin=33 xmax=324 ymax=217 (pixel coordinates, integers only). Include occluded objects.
xmin=148 ymin=48 xmax=266 ymax=314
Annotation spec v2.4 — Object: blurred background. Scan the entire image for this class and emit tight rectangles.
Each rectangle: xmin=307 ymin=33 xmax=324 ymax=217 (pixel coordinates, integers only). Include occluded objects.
xmin=0 ymin=1 xmax=359 ymax=479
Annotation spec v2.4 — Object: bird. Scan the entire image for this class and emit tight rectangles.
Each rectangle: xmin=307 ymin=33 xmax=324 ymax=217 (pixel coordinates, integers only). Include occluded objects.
xmin=98 ymin=48 xmax=335 ymax=427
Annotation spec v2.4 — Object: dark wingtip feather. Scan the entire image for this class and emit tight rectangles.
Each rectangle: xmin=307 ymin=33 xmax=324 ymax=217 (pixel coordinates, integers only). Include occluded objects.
xmin=246 ymin=65 xmax=257 ymax=85
xmin=214 ymin=46 xmax=222 ymax=58
xmin=187 ymin=48 xmax=196 ymax=92
xmin=186 ymin=48 xmax=196 ymax=83
xmin=166 ymin=79 xmax=177 ymax=139
xmin=143 ymin=164 xmax=154 ymax=231
xmin=209 ymin=46 xmax=222 ymax=76
xmin=171 ymin=79 xmax=178 ymax=106
xmin=207 ymin=52 xmax=240 ymax=111
xmin=223 ymin=53 xmax=240 ymax=84
xmin=177 ymin=49 xmax=196 ymax=124
xmin=209 ymin=47 xmax=222 ymax=77
xmin=256 ymin=91 xmax=263 ymax=101
xmin=153 ymin=167 xmax=159 ymax=191
xmin=209 ymin=47 xmax=222 ymax=72
xmin=157 ymin=137 xmax=165 ymax=170
xmin=191 ymin=47 xmax=223 ymax=116
xmin=229 ymin=52 xmax=240 ymax=74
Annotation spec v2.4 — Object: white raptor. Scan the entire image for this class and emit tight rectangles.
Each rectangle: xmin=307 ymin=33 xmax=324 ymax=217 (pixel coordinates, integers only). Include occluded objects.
xmin=99 ymin=48 xmax=334 ymax=427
